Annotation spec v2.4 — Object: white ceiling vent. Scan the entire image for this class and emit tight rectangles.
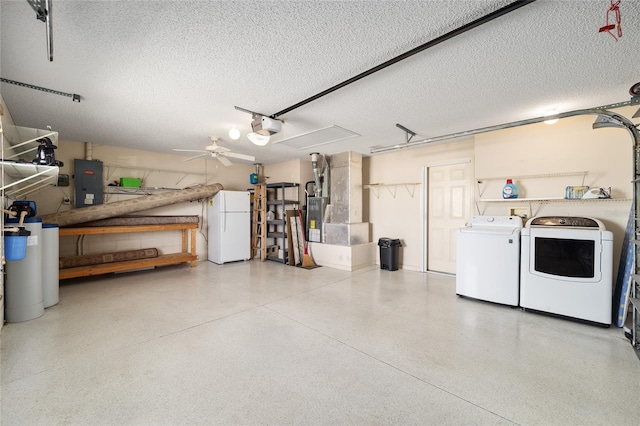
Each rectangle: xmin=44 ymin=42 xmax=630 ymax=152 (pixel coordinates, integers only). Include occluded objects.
xmin=274 ymin=125 xmax=360 ymax=150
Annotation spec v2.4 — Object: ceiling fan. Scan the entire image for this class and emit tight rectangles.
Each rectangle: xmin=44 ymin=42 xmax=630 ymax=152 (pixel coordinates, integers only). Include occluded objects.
xmin=172 ymin=137 xmax=255 ymax=166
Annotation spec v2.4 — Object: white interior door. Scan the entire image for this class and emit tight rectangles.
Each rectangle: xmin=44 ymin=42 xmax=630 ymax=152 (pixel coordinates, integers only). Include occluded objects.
xmin=427 ymin=162 xmax=472 ymax=274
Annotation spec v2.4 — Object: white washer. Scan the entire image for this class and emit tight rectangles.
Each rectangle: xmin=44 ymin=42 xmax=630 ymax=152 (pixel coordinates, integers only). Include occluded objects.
xmin=456 ymin=216 xmax=523 ymax=306
xmin=520 ymin=216 xmax=613 ymax=325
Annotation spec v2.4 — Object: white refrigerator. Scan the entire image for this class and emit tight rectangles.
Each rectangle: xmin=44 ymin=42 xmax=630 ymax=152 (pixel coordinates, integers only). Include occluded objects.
xmin=208 ymin=190 xmax=251 ymax=264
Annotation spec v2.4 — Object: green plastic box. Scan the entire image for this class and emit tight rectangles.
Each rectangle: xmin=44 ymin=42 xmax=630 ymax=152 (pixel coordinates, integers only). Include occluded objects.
xmin=120 ymin=177 xmax=141 ymax=188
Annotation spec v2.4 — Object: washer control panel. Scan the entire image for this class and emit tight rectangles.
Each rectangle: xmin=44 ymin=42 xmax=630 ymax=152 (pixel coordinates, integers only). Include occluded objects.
xmin=528 ymin=216 xmax=604 ymax=229
xmin=467 ymin=216 xmax=523 ymax=229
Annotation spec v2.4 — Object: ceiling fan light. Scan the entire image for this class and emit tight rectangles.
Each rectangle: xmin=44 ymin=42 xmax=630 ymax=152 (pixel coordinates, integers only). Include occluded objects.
xmin=228 ymin=127 xmax=241 ymax=140
xmin=248 ymin=132 xmax=270 ymax=146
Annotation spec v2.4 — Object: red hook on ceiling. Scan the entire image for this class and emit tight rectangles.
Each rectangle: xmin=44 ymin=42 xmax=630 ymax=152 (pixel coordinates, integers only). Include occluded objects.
xmin=599 ymin=0 xmax=622 ymax=41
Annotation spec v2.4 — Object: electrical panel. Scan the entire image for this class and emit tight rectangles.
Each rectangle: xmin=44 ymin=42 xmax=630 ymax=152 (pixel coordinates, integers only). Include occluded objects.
xmin=73 ymin=159 xmax=104 ymax=208
xmin=306 ymin=197 xmax=325 ymax=243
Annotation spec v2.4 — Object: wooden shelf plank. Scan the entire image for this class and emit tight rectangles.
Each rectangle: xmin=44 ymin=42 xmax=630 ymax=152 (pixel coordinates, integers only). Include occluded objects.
xmin=60 ymin=223 xmax=197 ymax=236
xmin=59 ymin=253 xmax=196 ymax=279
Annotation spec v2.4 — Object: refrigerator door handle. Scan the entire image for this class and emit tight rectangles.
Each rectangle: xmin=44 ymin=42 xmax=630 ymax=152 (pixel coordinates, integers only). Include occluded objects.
xmin=221 ymin=192 xmax=226 ymax=231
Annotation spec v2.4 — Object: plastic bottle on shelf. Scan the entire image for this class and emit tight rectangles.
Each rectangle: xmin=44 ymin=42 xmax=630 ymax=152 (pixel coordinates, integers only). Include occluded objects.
xmin=502 ymin=179 xmax=519 ymax=199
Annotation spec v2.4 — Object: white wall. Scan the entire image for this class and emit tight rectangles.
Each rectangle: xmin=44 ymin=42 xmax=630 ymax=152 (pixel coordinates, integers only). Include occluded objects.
xmin=364 ymin=105 xmax=637 ymax=276
xmin=365 ymin=138 xmax=475 ymax=271
xmin=0 ymin=130 xmax=314 ymax=268
xmin=475 ymin=106 xmax=636 ymax=277
xmin=474 ymin=111 xmax=633 ymax=200
xmin=14 ymin=140 xmax=254 ymax=262
xmin=3 ymin=101 xmax=637 ymax=276
xmin=264 ymin=158 xmax=314 ymax=207
xmin=30 ymin=141 xmax=255 ymax=215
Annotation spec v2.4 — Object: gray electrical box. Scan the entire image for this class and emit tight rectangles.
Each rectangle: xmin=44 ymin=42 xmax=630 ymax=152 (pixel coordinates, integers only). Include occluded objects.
xmin=73 ymin=159 xmax=104 ymax=208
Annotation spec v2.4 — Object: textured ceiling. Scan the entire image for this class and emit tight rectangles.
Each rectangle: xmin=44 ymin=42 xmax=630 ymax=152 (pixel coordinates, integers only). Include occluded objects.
xmin=1 ymin=0 xmax=639 ymax=165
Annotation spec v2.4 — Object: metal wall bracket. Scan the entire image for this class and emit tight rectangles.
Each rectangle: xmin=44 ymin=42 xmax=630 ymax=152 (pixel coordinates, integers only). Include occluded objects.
xmin=0 ymin=78 xmax=81 ymax=102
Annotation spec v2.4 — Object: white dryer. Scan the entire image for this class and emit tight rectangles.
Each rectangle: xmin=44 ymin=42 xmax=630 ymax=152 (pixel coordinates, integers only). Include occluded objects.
xmin=520 ymin=216 xmax=613 ymax=326
xmin=456 ymin=216 xmax=523 ymax=306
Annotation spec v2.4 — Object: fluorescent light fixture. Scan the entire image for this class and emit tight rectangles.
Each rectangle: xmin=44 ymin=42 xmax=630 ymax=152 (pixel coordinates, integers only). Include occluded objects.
xmin=274 ymin=125 xmax=360 ymax=150
xmin=247 ymin=132 xmax=270 ymax=146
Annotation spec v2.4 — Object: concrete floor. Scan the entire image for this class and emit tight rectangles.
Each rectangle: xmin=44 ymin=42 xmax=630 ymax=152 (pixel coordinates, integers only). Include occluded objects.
xmin=1 ymin=260 xmax=639 ymax=425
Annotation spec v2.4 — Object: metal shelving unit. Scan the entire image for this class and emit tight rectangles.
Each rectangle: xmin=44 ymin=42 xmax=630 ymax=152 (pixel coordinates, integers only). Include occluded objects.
xmin=265 ymin=182 xmax=299 ymax=264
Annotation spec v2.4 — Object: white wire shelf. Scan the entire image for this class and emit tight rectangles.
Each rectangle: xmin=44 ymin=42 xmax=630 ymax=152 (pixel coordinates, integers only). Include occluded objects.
xmin=478 ymin=197 xmax=631 ymax=203
xmin=363 ymin=182 xmax=421 ymax=198
xmin=476 ymin=171 xmax=589 ymax=182
xmin=1 ymin=124 xmax=61 ymax=198
xmin=1 ymin=161 xmax=59 ymax=198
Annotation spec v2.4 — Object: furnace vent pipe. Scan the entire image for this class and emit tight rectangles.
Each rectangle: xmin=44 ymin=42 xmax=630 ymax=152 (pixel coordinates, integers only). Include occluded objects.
xmin=84 ymin=142 xmax=92 ymax=160
xmin=310 ymin=152 xmax=322 ymax=197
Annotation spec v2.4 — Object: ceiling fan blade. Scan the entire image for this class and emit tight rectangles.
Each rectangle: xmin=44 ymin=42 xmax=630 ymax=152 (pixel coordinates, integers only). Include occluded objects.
xmin=184 ymin=153 xmax=209 ymax=161
xmin=225 ymin=152 xmax=255 ymax=162
xmin=173 ymin=148 xmax=207 ymax=153
xmin=216 ymin=155 xmax=232 ymax=167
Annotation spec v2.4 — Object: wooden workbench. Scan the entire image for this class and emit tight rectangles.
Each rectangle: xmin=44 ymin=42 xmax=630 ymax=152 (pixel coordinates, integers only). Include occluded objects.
xmin=59 ymin=222 xmax=198 ymax=279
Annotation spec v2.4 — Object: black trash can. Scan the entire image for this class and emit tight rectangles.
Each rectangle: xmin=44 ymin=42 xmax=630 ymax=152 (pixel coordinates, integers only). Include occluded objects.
xmin=378 ymin=238 xmax=401 ymax=271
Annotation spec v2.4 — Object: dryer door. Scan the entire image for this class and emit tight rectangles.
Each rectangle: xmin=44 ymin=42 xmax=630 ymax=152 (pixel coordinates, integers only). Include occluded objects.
xmin=528 ymin=228 xmax=602 ymax=283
